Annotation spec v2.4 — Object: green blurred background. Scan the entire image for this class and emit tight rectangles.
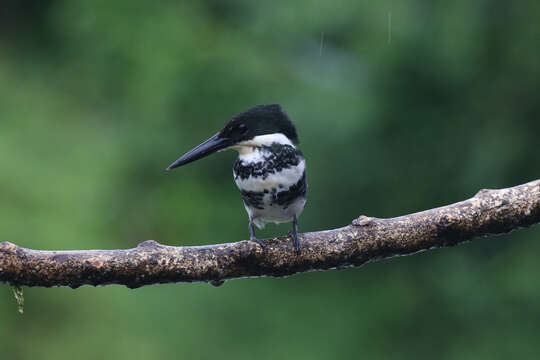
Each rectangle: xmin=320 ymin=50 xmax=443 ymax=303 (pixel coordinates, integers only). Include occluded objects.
xmin=1 ymin=1 xmax=540 ymax=359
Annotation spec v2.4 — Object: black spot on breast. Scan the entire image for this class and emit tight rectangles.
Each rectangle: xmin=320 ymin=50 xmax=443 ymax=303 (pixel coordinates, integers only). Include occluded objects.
xmin=233 ymin=143 xmax=303 ymax=180
xmin=240 ymin=190 xmax=265 ymax=210
xmin=272 ymin=172 xmax=307 ymax=208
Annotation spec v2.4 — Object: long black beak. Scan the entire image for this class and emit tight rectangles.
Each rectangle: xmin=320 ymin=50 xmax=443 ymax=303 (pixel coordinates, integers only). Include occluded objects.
xmin=166 ymin=133 xmax=231 ymax=171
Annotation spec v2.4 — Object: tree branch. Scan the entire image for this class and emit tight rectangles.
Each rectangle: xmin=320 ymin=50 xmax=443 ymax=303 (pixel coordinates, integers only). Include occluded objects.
xmin=1 ymin=180 xmax=539 ymax=289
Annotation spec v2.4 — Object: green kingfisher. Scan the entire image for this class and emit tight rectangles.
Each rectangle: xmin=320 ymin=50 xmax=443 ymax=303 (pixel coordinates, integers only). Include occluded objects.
xmin=166 ymin=104 xmax=307 ymax=252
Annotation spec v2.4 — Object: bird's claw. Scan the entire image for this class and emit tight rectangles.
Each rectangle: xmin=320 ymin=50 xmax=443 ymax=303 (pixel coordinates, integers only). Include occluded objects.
xmin=291 ymin=233 xmax=300 ymax=254
xmin=251 ymin=236 xmax=266 ymax=248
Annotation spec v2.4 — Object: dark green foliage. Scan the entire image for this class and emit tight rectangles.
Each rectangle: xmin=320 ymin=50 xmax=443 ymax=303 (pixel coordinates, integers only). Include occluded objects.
xmin=1 ymin=1 xmax=539 ymax=359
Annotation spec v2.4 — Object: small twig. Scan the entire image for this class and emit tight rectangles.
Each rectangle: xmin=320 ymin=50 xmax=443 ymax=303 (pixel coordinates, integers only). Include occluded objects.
xmin=12 ymin=286 xmax=24 ymax=314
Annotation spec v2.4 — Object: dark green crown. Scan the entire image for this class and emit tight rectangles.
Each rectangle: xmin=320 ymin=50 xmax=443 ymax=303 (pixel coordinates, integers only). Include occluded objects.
xmin=219 ymin=104 xmax=299 ymax=144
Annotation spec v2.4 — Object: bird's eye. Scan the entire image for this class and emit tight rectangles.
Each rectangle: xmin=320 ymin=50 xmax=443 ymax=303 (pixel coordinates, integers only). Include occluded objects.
xmin=237 ymin=124 xmax=248 ymax=134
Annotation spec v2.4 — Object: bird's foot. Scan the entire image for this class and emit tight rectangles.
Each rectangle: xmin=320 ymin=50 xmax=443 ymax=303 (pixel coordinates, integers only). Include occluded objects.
xmin=250 ymin=235 xmax=266 ymax=249
xmin=288 ymin=230 xmax=300 ymax=254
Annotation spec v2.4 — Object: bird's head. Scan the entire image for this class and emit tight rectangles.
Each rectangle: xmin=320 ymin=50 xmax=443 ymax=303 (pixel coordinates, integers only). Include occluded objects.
xmin=166 ymin=104 xmax=298 ymax=170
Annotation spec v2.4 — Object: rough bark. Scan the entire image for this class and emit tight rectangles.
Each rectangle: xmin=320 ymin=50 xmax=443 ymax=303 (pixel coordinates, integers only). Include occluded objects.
xmin=0 ymin=179 xmax=539 ymax=289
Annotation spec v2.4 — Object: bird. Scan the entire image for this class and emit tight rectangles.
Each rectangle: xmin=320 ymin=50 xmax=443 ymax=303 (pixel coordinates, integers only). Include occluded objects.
xmin=166 ymin=104 xmax=307 ymax=252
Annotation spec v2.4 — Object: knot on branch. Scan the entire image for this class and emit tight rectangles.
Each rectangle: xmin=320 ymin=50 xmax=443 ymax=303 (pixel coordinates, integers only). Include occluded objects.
xmin=475 ymin=188 xmax=495 ymax=197
xmin=0 ymin=241 xmax=18 ymax=254
xmin=137 ymin=240 xmax=164 ymax=249
xmin=352 ymin=216 xmax=376 ymax=227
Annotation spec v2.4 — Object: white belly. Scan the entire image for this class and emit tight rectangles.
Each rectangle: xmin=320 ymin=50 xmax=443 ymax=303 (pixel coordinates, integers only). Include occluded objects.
xmin=243 ymin=187 xmax=306 ymax=229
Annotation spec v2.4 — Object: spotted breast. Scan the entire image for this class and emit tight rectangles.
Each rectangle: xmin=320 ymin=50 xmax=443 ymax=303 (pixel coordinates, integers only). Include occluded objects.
xmin=233 ymin=141 xmax=307 ymax=229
